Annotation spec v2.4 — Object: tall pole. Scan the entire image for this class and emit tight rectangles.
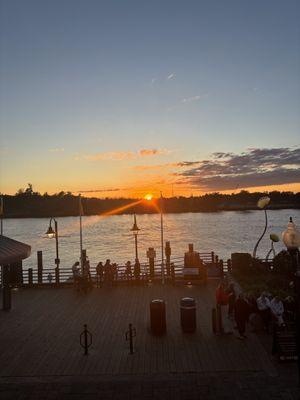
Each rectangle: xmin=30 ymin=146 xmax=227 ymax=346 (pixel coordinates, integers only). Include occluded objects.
xmin=160 ymin=191 xmax=165 ymax=284
xmin=0 ymin=196 xmax=3 ymax=236
xmin=54 ymin=219 xmax=59 ymax=268
xmin=79 ymin=194 xmax=83 ymax=270
xmin=134 ymin=233 xmax=138 ymax=261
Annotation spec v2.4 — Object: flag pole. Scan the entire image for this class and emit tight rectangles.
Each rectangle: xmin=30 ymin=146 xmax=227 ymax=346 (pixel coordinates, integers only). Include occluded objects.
xmin=79 ymin=194 xmax=83 ymax=270
xmin=0 ymin=196 xmax=3 ymax=236
xmin=160 ymin=191 xmax=165 ymax=284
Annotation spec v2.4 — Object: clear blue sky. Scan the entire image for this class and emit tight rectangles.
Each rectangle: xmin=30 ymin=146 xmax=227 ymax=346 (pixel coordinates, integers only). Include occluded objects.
xmin=0 ymin=0 xmax=299 ymax=196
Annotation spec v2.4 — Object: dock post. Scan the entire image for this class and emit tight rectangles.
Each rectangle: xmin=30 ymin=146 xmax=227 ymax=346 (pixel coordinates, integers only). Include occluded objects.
xmin=211 ymin=251 xmax=215 ymax=264
xmin=219 ymin=259 xmax=224 ymax=278
xmin=227 ymin=259 xmax=232 ymax=273
xmin=55 ymin=267 xmax=60 ymax=285
xmin=81 ymin=249 xmax=87 ymax=273
xmin=146 ymin=247 xmax=156 ymax=279
xmin=171 ymin=262 xmax=175 ymax=284
xmin=80 ymin=324 xmax=92 ymax=355
xmin=37 ymin=251 xmax=43 ymax=284
xmin=28 ymin=268 xmax=33 ymax=287
xmin=165 ymin=242 xmax=171 ymax=275
xmin=125 ymin=323 xmax=136 ymax=354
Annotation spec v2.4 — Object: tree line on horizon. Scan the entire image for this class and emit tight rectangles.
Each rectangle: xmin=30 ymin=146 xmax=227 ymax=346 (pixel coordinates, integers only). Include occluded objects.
xmin=1 ymin=183 xmax=299 ymax=218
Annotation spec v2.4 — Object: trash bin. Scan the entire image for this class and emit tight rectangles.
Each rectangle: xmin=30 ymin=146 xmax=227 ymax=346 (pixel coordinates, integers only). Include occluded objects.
xmin=180 ymin=297 xmax=196 ymax=333
xmin=150 ymin=299 xmax=166 ymax=335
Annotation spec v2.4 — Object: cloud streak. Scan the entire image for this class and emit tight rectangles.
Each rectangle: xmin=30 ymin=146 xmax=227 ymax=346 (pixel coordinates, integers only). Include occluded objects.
xmin=167 ymin=73 xmax=175 ymax=80
xmin=79 ymin=148 xmax=172 ymax=162
xmin=174 ymin=147 xmax=300 ymax=191
xmin=182 ymin=95 xmax=201 ymax=103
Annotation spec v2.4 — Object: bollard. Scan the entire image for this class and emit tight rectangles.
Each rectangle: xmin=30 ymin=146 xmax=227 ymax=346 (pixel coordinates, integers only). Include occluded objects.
xmin=125 ymin=323 xmax=136 ymax=354
xmin=80 ymin=324 xmax=92 ymax=355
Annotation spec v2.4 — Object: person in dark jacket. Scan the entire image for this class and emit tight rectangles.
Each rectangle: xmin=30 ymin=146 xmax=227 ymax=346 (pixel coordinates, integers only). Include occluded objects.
xmin=234 ymin=293 xmax=250 ymax=339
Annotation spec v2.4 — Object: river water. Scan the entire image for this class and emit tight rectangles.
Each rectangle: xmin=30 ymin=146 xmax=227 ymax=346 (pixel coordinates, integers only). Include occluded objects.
xmin=2 ymin=209 xmax=299 ymax=270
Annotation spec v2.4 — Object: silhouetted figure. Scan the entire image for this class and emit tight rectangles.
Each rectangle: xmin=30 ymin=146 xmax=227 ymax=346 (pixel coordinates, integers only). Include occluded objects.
xmin=216 ymin=282 xmax=232 ymax=334
xmin=234 ymin=293 xmax=250 ymax=339
xmin=270 ymin=296 xmax=285 ymax=327
xmin=227 ymin=283 xmax=236 ymax=319
xmin=96 ymin=261 xmax=104 ymax=287
xmin=134 ymin=260 xmax=141 ymax=282
xmin=104 ymin=259 xmax=113 ymax=286
xmin=125 ymin=261 xmax=132 ymax=281
xmin=257 ymin=292 xmax=271 ymax=333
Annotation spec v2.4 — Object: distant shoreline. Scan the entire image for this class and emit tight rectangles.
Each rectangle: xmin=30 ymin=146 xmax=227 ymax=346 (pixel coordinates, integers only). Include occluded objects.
xmin=1 ymin=191 xmax=299 ymax=218
xmin=2 ymin=205 xmax=299 ymax=219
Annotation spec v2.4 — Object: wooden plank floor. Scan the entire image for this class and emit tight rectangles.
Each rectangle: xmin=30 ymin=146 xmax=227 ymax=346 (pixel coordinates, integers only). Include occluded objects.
xmin=0 ymin=282 xmax=276 ymax=377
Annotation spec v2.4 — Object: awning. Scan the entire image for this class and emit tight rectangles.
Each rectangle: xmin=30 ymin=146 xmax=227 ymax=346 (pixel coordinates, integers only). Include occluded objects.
xmin=0 ymin=235 xmax=31 ymax=265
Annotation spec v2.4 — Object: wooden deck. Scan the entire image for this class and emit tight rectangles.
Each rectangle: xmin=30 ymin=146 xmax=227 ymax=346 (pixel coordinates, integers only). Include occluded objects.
xmin=0 ymin=281 xmax=276 ymax=378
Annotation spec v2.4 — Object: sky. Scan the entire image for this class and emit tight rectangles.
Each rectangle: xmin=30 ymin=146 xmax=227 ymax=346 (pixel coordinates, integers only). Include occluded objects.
xmin=0 ymin=0 xmax=299 ymax=198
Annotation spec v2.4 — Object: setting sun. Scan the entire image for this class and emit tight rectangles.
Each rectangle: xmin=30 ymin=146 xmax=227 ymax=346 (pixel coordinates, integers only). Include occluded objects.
xmin=144 ymin=194 xmax=153 ymax=201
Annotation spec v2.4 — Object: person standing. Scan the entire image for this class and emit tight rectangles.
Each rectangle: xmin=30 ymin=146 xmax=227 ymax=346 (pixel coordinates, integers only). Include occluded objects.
xmin=96 ymin=261 xmax=104 ymax=287
xmin=270 ymin=296 xmax=285 ymax=327
xmin=227 ymin=283 xmax=236 ymax=319
xmin=256 ymin=292 xmax=271 ymax=333
xmin=216 ymin=282 xmax=232 ymax=334
xmin=234 ymin=293 xmax=250 ymax=339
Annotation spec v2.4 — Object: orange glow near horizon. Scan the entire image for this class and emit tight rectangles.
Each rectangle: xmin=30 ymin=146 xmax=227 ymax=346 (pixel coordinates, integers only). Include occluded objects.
xmin=144 ymin=193 xmax=153 ymax=201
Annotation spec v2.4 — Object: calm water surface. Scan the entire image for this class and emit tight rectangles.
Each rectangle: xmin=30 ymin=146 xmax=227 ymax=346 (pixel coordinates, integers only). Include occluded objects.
xmin=3 ymin=209 xmax=300 ymax=270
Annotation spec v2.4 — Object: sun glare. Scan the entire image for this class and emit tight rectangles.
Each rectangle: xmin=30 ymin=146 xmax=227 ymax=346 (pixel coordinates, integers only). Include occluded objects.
xmin=144 ymin=194 xmax=153 ymax=201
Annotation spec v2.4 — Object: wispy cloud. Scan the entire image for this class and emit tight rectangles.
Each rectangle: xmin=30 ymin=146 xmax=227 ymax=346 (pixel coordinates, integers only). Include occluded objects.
xmin=78 ymin=188 xmax=120 ymax=193
xmin=49 ymin=148 xmax=64 ymax=152
xmin=167 ymin=73 xmax=175 ymax=80
xmin=83 ymin=152 xmax=135 ymax=161
xmin=174 ymin=147 xmax=300 ymax=191
xmin=182 ymin=95 xmax=201 ymax=103
xmin=78 ymin=148 xmax=173 ymax=162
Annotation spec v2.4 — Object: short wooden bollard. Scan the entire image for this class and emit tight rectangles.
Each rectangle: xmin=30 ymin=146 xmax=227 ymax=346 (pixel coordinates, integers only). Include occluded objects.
xmin=125 ymin=323 xmax=136 ymax=354
xmin=80 ymin=324 xmax=92 ymax=355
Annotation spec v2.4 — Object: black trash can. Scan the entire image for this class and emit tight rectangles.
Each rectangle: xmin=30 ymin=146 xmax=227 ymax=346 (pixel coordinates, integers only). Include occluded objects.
xmin=150 ymin=299 xmax=166 ymax=335
xmin=180 ymin=297 xmax=196 ymax=333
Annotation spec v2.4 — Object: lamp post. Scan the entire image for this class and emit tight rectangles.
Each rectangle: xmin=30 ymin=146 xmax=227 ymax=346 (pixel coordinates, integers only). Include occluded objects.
xmin=131 ymin=213 xmax=140 ymax=262
xmin=45 ymin=217 xmax=60 ymax=269
xmin=282 ymin=217 xmax=300 ymax=382
xmin=160 ymin=191 xmax=165 ymax=284
xmin=253 ymin=196 xmax=270 ymax=258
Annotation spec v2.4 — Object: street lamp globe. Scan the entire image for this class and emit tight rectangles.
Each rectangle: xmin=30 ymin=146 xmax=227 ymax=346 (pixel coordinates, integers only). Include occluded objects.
xmin=45 ymin=225 xmax=55 ymax=239
xmin=130 ymin=213 xmax=140 ymax=235
xmin=282 ymin=217 xmax=300 ymax=250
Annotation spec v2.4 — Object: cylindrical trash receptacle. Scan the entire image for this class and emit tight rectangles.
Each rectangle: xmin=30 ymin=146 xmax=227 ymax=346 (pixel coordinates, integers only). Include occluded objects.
xmin=180 ymin=297 xmax=196 ymax=333
xmin=150 ymin=299 xmax=166 ymax=335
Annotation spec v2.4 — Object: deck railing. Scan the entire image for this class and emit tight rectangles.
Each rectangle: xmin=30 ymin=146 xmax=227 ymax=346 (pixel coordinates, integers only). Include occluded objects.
xmin=1 ymin=251 xmax=233 ymax=287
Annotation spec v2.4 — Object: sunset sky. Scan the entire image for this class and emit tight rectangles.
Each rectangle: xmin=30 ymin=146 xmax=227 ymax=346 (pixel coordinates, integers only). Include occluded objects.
xmin=0 ymin=0 xmax=299 ymax=198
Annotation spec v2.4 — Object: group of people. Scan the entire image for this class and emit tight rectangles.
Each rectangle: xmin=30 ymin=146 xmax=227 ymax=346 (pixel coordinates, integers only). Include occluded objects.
xmin=95 ymin=260 xmax=119 ymax=286
xmin=72 ymin=260 xmax=92 ymax=292
xmin=216 ymin=281 xmax=291 ymax=340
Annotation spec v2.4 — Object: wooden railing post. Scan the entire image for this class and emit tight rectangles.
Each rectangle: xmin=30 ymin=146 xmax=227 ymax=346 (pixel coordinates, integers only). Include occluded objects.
xmin=28 ymin=268 xmax=33 ymax=287
xmin=165 ymin=242 xmax=171 ymax=275
xmin=215 ymin=255 xmax=219 ymax=266
xmin=227 ymin=259 xmax=232 ymax=273
xmin=211 ymin=251 xmax=215 ymax=264
xmin=146 ymin=247 xmax=156 ymax=279
xmin=219 ymin=259 xmax=224 ymax=278
xmin=55 ymin=267 xmax=60 ymax=285
xmin=37 ymin=251 xmax=43 ymax=284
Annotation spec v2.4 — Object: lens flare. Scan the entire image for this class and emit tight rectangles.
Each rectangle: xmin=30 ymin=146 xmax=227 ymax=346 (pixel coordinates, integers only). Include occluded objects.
xmin=144 ymin=194 xmax=153 ymax=201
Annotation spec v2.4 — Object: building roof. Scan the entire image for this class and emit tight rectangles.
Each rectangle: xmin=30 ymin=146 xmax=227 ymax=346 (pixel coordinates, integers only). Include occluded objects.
xmin=0 ymin=235 xmax=31 ymax=265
